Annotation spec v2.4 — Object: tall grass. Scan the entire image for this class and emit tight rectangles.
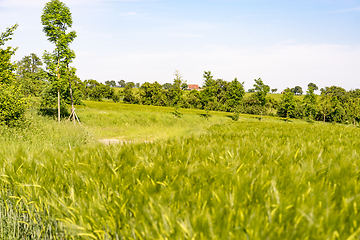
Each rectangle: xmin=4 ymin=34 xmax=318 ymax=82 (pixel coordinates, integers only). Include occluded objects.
xmin=1 ymin=110 xmax=360 ymax=239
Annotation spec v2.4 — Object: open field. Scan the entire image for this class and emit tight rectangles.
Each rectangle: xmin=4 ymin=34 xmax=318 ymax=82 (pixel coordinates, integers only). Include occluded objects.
xmin=0 ymin=102 xmax=359 ymax=239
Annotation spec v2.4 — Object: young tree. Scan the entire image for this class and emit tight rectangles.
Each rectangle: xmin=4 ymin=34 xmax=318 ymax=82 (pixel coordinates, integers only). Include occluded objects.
xmin=118 ymin=79 xmax=126 ymax=88
xmin=16 ymin=53 xmax=46 ymax=96
xmin=41 ymin=0 xmax=77 ymax=123
xmin=295 ymin=86 xmax=303 ymax=95
xmin=162 ymin=83 xmax=172 ymax=90
xmin=278 ymin=88 xmax=296 ymax=122
xmin=126 ymin=82 xmax=135 ymax=88
xmin=271 ymin=88 xmax=278 ymax=94
xmin=0 ymin=24 xmax=18 ymax=85
xmin=253 ymin=78 xmax=270 ymax=121
xmin=105 ymin=80 xmax=116 ymax=87
xmin=308 ymin=83 xmax=318 ymax=91
xmin=171 ymin=70 xmax=186 ymax=106
xmin=226 ymin=78 xmax=245 ymax=110
xmin=181 ymin=83 xmax=188 ymax=90
xmin=317 ymin=95 xmax=333 ymax=123
xmin=303 ymin=85 xmax=317 ymax=120
xmin=344 ymin=98 xmax=360 ymax=127
xmin=0 ymin=24 xmax=27 ymax=126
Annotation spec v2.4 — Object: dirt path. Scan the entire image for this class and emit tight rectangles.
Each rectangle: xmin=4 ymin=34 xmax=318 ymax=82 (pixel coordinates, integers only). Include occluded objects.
xmin=99 ymin=139 xmax=152 ymax=145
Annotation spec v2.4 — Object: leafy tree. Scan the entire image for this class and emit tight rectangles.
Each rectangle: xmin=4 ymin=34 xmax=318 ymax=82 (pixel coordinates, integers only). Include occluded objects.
xmin=248 ymin=89 xmax=255 ymax=93
xmin=0 ymin=24 xmax=27 ymax=126
xmin=41 ymin=0 xmax=77 ymax=122
xmin=271 ymin=88 xmax=277 ymax=94
xmin=171 ymin=70 xmax=186 ymax=106
xmin=201 ymin=71 xmax=217 ymax=108
xmin=162 ymin=83 xmax=172 ymax=90
xmin=303 ymin=85 xmax=317 ymax=120
xmin=141 ymin=82 xmax=161 ymax=105
xmin=278 ymin=88 xmax=296 ymax=121
xmin=126 ymin=82 xmax=135 ymax=88
xmin=82 ymin=79 xmax=116 ymax=101
xmin=135 ymin=82 xmax=140 ymax=88
xmin=16 ymin=53 xmax=46 ymax=96
xmin=181 ymin=83 xmax=188 ymax=90
xmin=295 ymin=86 xmax=303 ymax=95
xmin=226 ymin=78 xmax=245 ymax=109
xmin=0 ymin=24 xmax=18 ymax=85
xmin=123 ymin=83 xmax=135 ymax=103
xmin=118 ymin=79 xmax=126 ymax=88
xmin=253 ymin=78 xmax=270 ymax=121
xmin=308 ymin=83 xmax=318 ymax=91
xmin=344 ymin=98 xmax=360 ymax=127
xmin=320 ymin=86 xmax=347 ymax=103
xmin=291 ymin=86 xmax=303 ymax=95
xmin=105 ymin=80 xmax=116 ymax=87
xmin=317 ymin=95 xmax=333 ymax=123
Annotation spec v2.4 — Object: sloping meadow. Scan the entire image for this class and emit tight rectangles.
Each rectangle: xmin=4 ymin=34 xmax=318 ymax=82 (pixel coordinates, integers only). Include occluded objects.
xmin=1 ymin=121 xmax=360 ymax=239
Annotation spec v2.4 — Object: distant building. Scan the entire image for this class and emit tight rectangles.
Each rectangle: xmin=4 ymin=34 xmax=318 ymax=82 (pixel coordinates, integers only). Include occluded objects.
xmin=187 ymin=84 xmax=200 ymax=90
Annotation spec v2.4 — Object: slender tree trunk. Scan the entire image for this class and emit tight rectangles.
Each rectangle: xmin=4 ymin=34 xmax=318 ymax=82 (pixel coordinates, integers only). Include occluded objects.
xmin=57 ymin=58 xmax=60 ymax=123
xmin=67 ymin=63 xmax=75 ymax=125
xmin=354 ymin=118 xmax=356 ymax=127
xmin=57 ymin=88 xmax=60 ymax=122
xmin=323 ymin=114 xmax=325 ymax=123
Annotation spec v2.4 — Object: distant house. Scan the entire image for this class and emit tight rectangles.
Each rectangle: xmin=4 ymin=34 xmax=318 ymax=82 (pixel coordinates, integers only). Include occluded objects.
xmin=187 ymin=84 xmax=200 ymax=90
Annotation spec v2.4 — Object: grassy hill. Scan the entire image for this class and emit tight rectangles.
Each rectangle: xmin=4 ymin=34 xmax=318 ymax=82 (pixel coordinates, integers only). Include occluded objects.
xmin=0 ymin=102 xmax=358 ymax=239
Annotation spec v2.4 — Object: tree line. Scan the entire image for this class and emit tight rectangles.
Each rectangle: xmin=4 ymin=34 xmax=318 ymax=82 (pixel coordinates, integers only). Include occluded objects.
xmin=122 ymin=72 xmax=360 ymax=125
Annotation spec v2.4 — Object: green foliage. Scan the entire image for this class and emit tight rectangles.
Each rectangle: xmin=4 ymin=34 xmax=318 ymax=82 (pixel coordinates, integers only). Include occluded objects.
xmin=317 ymin=95 xmax=334 ymax=123
xmin=0 ymin=24 xmax=27 ymax=126
xmin=41 ymin=0 xmax=76 ymax=49
xmin=172 ymin=105 xmax=183 ymax=118
xmin=253 ymin=78 xmax=270 ymax=106
xmin=83 ymin=79 xmax=116 ymax=102
xmin=303 ymin=85 xmax=317 ymax=120
xmin=162 ymin=82 xmax=172 ymax=90
xmin=0 ymin=24 xmax=18 ymax=85
xmin=278 ymin=88 xmax=296 ymax=120
xmin=344 ymin=98 xmax=360 ymax=126
xmin=39 ymin=64 xmax=83 ymax=117
xmin=16 ymin=53 xmax=46 ymax=97
xmin=308 ymin=82 xmax=318 ymax=91
xmin=105 ymin=80 xmax=116 ymax=87
xmin=41 ymin=0 xmax=77 ymax=121
xmin=0 ymin=85 xmax=27 ymax=126
xmin=118 ymin=79 xmax=126 ymax=87
xmin=253 ymin=78 xmax=270 ymax=120
xmin=231 ymin=107 xmax=240 ymax=121
xmin=290 ymin=86 xmax=303 ymax=95
xmin=140 ymin=81 xmax=166 ymax=106
xmin=226 ymin=77 xmax=245 ymax=109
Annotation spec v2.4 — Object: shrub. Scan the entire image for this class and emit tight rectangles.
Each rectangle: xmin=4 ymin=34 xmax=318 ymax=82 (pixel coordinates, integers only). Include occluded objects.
xmin=0 ymin=85 xmax=27 ymax=126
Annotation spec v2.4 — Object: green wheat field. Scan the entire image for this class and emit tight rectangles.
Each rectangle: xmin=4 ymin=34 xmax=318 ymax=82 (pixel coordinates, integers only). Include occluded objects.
xmin=0 ymin=101 xmax=359 ymax=239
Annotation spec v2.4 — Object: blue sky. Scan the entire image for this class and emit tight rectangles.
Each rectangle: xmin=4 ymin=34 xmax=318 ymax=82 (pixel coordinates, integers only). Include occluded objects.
xmin=0 ymin=0 xmax=359 ymax=91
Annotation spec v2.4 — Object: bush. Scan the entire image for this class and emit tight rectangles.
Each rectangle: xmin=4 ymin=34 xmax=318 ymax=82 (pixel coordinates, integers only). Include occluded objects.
xmin=0 ymin=85 xmax=27 ymax=126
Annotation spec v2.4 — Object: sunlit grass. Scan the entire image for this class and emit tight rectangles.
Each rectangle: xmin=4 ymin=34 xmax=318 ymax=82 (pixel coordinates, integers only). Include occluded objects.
xmin=0 ymin=101 xmax=358 ymax=239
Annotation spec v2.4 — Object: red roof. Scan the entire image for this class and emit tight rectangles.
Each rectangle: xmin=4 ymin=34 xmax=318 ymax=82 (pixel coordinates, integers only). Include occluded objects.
xmin=188 ymin=84 xmax=199 ymax=90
